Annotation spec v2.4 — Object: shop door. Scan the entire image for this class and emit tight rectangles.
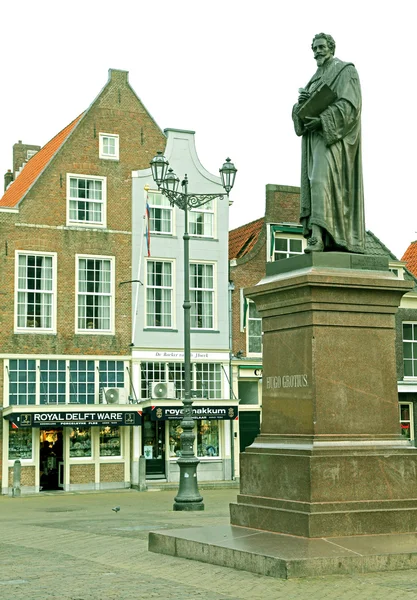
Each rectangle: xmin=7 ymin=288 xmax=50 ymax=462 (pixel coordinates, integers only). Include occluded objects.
xmin=40 ymin=428 xmax=64 ymax=490
xmin=142 ymin=414 xmax=166 ymax=476
xmin=239 ymin=411 xmax=260 ymax=453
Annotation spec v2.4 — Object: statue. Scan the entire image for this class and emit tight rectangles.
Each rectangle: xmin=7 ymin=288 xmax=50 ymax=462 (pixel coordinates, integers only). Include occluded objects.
xmin=292 ymin=33 xmax=365 ymax=254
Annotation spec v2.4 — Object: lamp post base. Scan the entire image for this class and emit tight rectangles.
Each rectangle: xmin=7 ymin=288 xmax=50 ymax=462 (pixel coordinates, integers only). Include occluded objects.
xmin=173 ymin=456 xmax=205 ymax=511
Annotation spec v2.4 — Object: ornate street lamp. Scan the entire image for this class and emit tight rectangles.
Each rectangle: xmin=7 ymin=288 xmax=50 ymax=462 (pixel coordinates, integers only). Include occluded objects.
xmin=150 ymin=151 xmax=237 ymax=511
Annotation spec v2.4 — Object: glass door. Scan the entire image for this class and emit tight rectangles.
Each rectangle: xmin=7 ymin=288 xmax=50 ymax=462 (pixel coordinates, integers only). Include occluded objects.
xmin=142 ymin=414 xmax=165 ymax=476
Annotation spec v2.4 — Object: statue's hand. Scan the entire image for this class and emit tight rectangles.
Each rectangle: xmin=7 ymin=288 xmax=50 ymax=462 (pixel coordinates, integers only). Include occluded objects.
xmin=304 ymin=117 xmax=322 ymax=132
xmin=298 ymin=89 xmax=310 ymax=104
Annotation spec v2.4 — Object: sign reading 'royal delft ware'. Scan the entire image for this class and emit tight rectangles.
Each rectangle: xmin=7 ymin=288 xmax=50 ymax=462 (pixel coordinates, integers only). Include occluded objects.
xmin=7 ymin=410 xmax=143 ymax=428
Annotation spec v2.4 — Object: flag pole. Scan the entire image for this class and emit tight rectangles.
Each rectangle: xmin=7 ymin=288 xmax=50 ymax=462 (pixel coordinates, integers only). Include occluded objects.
xmin=132 ymin=184 xmax=149 ymax=345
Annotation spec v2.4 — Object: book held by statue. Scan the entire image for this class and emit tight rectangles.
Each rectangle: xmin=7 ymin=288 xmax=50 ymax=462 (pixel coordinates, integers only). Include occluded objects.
xmin=297 ymin=84 xmax=337 ymax=122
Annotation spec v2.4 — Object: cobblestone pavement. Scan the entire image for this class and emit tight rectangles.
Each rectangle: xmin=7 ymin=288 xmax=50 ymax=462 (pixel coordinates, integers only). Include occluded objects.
xmin=2 ymin=488 xmax=417 ymax=599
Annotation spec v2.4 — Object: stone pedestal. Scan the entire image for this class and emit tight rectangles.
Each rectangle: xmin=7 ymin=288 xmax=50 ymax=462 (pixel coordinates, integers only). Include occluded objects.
xmin=149 ymin=255 xmax=417 ymax=578
xmin=230 ymin=253 xmax=417 ymax=537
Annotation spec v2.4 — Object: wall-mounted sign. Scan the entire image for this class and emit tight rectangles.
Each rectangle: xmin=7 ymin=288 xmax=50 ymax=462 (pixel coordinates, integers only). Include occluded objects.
xmin=148 ymin=405 xmax=238 ymax=421
xmin=6 ymin=410 xmax=142 ymax=428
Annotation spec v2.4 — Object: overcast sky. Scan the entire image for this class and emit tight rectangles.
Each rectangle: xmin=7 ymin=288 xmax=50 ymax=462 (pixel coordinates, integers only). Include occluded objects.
xmin=0 ymin=0 xmax=415 ymax=259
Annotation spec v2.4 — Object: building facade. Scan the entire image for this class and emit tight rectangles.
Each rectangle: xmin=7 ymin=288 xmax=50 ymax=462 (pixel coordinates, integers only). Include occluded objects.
xmin=229 ymin=185 xmax=417 ymax=476
xmin=130 ymin=129 xmax=237 ymax=483
xmin=0 ymin=69 xmax=166 ymax=494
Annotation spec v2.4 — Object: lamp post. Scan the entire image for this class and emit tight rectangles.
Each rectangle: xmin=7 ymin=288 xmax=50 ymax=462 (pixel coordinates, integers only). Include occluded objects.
xmin=150 ymin=151 xmax=237 ymax=511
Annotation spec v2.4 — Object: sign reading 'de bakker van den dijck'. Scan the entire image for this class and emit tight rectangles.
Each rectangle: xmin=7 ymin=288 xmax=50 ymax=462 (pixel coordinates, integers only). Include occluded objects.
xmin=7 ymin=410 xmax=142 ymax=428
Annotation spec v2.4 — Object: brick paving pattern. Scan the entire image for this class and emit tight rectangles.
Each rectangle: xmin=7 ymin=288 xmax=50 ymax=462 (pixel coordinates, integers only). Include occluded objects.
xmin=1 ymin=488 xmax=417 ymax=599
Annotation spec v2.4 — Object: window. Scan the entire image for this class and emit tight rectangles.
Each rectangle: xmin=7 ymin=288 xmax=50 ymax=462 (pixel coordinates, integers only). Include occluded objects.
xmin=67 ymin=174 xmax=106 ymax=226
xmin=77 ymin=256 xmax=113 ymax=332
xmin=16 ymin=252 xmax=55 ymax=331
xmin=146 ymin=260 xmax=173 ymax=327
xmin=400 ymin=403 xmax=414 ymax=441
xmin=69 ymin=360 xmax=95 ymax=404
xmin=99 ymin=133 xmax=119 ymax=160
xmin=189 ymin=200 xmax=214 ymax=237
xmin=100 ymin=426 xmax=121 ymax=456
xmin=238 ymin=380 xmax=260 ymax=405
xmin=8 ymin=359 xmax=36 ymax=405
xmin=69 ymin=427 xmax=92 ymax=457
xmin=273 ymin=235 xmax=303 ymax=260
xmin=247 ymin=300 xmax=262 ymax=354
xmin=148 ymin=192 xmax=172 ymax=234
xmin=190 ymin=263 xmax=214 ymax=329
xmin=39 ymin=360 xmax=66 ymax=404
xmin=140 ymin=362 xmax=221 ymax=399
xmin=99 ymin=360 xmax=125 ymax=389
xmin=403 ymin=323 xmax=417 ymax=378
xmin=197 ymin=420 xmax=219 ymax=457
xmin=9 ymin=424 xmax=33 ymax=460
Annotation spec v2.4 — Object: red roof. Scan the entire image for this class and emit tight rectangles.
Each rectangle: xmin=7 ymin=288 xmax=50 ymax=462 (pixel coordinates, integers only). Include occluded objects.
xmin=0 ymin=114 xmax=83 ymax=208
xmin=402 ymin=241 xmax=417 ymax=278
xmin=229 ymin=217 xmax=264 ymax=260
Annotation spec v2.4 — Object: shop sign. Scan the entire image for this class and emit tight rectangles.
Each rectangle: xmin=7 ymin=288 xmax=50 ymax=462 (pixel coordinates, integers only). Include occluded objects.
xmin=149 ymin=405 xmax=238 ymax=421
xmin=6 ymin=410 xmax=142 ymax=428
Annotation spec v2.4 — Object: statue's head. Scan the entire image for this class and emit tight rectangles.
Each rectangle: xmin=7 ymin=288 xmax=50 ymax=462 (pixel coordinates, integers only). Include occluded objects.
xmin=311 ymin=33 xmax=335 ymax=67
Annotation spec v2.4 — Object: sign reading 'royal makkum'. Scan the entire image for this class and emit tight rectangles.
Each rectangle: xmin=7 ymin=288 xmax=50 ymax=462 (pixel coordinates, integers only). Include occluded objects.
xmin=149 ymin=406 xmax=238 ymax=421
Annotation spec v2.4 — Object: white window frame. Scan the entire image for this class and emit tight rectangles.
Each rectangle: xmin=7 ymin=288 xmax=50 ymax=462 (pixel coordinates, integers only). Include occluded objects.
xmin=14 ymin=250 xmax=57 ymax=334
xmin=99 ymin=133 xmax=119 ymax=161
xmin=273 ymin=233 xmax=304 ymax=261
xmin=246 ymin=299 xmax=262 ymax=357
xmin=67 ymin=173 xmax=107 ymax=228
xmin=189 ymin=200 xmax=215 ymax=238
xmin=190 ymin=261 xmax=216 ymax=330
xmin=403 ymin=322 xmax=417 ymax=379
xmin=145 ymin=259 xmax=175 ymax=329
xmin=75 ymin=254 xmax=115 ymax=334
xmin=399 ymin=402 xmax=414 ymax=441
xmin=148 ymin=191 xmax=173 ymax=235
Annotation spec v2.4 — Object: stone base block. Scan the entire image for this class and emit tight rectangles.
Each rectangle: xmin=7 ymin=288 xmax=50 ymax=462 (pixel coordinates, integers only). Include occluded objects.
xmin=149 ymin=525 xmax=417 ymax=579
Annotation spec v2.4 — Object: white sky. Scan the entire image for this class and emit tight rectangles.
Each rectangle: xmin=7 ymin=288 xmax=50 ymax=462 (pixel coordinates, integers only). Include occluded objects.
xmin=0 ymin=0 xmax=415 ymax=259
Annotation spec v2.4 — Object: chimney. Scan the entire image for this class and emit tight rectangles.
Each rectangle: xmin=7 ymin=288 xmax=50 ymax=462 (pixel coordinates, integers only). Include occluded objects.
xmin=13 ymin=141 xmax=41 ymax=176
xmin=4 ymin=169 xmax=13 ymax=191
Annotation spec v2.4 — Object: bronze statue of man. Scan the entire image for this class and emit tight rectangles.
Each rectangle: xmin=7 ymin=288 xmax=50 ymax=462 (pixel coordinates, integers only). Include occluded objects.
xmin=292 ymin=33 xmax=365 ymax=253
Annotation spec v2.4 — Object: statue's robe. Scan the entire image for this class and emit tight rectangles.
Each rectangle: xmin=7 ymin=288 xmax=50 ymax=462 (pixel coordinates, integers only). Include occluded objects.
xmin=292 ymin=58 xmax=365 ymax=253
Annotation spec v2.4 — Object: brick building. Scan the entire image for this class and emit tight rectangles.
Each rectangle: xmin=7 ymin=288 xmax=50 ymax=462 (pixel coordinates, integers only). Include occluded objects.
xmin=229 ymin=185 xmax=417 ymax=471
xmin=0 ymin=69 xmax=166 ymax=494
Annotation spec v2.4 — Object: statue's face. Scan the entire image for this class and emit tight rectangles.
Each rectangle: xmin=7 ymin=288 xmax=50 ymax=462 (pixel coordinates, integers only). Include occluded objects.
xmin=312 ymin=38 xmax=332 ymax=67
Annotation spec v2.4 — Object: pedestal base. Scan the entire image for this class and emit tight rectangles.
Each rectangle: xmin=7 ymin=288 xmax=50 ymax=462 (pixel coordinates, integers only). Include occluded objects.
xmin=149 ymin=525 xmax=417 ymax=579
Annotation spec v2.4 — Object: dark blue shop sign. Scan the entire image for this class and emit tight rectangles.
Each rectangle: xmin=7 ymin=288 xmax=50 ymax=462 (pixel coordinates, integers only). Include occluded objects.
xmin=5 ymin=410 xmax=142 ymax=428
xmin=149 ymin=405 xmax=238 ymax=421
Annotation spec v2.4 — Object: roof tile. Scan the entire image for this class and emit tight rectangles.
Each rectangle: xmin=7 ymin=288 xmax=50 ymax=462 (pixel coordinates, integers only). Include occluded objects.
xmin=229 ymin=218 xmax=263 ymax=260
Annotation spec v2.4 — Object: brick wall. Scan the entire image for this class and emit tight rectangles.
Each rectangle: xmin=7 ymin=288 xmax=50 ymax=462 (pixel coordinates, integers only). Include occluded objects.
xmin=100 ymin=462 xmax=124 ymax=482
xmin=8 ymin=465 xmax=35 ymax=487
xmin=70 ymin=464 xmax=95 ymax=484
xmin=230 ymin=185 xmax=301 ymax=356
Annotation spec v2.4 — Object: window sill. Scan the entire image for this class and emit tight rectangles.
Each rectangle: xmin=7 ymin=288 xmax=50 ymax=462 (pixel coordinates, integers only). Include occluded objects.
xmin=143 ymin=328 xmax=178 ymax=332
xmin=14 ymin=329 xmax=56 ymax=335
xmin=190 ymin=329 xmax=220 ymax=333
xmin=76 ymin=331 xmax=115 ymax=336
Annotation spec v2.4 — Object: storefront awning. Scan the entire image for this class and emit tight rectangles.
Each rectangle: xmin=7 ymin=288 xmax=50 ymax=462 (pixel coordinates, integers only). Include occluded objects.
xmin=4 ymin=409 xmax=142 ymax=428
xmin=146 ymin=405 xmax=238 ymax=421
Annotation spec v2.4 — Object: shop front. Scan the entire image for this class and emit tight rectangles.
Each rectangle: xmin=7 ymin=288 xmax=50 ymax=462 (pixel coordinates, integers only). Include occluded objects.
xmin=140 ymin=399 xmax=238 ymax=482
xmin=2 ymin=407 xmax=142 ymax=494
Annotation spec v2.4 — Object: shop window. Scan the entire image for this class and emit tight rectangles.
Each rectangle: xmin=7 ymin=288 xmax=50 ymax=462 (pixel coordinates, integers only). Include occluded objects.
xmin=403 ymin=323 xmax=417 ymax=378
xmin=9 ymin=423 xmax=33 ymax=460
xmin=238 ymin=380 xmax=260 ymax=405
xmin=195 ymin=363 xmax=221 ymax=399
xmin=197 ymin=420 xmax=219 ymax=457
xmin=168 ymin=420 xmax=183 ymax=457
xmin=400 ymin=403 xmax=414 ymax=441
xmin=100 ymin=426 xmax=121 ymax=456
xmin=69 ymin=427 xmax=92 ymax=458
xmin=8 ymin=359 xmax=36 ymax=406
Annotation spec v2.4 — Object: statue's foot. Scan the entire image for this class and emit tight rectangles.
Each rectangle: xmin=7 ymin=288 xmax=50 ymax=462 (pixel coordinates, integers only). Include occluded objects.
xmin=304 ymin=237 xmax=324 ymax=253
